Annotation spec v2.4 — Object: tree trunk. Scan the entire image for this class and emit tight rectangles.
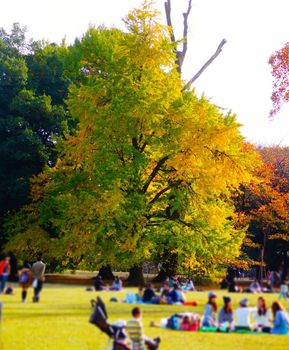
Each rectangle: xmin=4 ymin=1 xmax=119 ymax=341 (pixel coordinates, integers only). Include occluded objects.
xmin=7 ymin=251 xmax=18 ymax=282
xmin=281 ymin=250 xmax=288 ymax=282
xmin=98 ymin=265 xmax=115 ymax=280
xmin=127 ymin=266 xmax=145 ymax=286
xmin=152 ymin=269 xmax=168 ymax=283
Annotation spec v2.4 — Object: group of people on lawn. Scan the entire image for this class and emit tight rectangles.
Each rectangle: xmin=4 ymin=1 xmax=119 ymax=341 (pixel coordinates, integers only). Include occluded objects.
xmin=109 ymin=292 xmax=289 ymax=350
xmin=0 ymin=255 xmax=46 ymax=302
xmin=201 ymin=292 xmax=289 ymax=334
xmin=138 ymin=282 xmax=190 ymax=305
xmin=94 ymin=275 xmax=123 ymax=291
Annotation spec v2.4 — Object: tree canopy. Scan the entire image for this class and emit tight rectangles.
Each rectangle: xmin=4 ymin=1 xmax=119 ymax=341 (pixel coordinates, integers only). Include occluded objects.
xmin=5 ymin=3 xmax=258 ymax=280
xmin=269 ymin=42 xmax=289 ymax=117
xmin=234 ymin=146 xmax=289 ymax=280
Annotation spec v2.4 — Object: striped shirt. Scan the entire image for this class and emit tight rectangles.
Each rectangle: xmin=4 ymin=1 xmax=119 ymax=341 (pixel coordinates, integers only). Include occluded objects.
xmin=126 ymin=317 xmax=145 ymax=350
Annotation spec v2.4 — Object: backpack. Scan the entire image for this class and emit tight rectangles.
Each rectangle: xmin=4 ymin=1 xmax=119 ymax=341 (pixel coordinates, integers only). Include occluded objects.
xmin=19 ymin=271 xmax=29 ymax=284
xmin=167 ymin=314 xmax=180 ymax=330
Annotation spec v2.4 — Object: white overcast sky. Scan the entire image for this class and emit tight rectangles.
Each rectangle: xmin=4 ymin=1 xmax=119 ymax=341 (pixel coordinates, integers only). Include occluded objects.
xmin=1 ymin=0 xmax=289 ymax=146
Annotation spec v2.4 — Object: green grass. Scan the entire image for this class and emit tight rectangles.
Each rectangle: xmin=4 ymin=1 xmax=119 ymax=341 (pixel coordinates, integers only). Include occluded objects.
xmin=1 ymin=284 xmax=289 ymax=349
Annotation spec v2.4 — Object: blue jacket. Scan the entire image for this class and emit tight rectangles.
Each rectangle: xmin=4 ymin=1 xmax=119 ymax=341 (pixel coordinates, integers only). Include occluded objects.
xmin=271 ymin=310 xmax=289 ymax=335
xmin=169 ymin=289 xmax=184 ymax=303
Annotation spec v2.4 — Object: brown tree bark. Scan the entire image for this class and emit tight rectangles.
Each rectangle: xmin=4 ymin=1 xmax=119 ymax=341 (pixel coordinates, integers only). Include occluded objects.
xmin=127 ymin=266 xmax=145 ymax=286
xmin=98 ymin=265 xmax=115 ymax=280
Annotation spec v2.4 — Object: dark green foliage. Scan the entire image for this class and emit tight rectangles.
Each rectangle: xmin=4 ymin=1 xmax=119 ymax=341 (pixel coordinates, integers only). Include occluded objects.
xmin=0 ymin=24 xmax=76 ymax=252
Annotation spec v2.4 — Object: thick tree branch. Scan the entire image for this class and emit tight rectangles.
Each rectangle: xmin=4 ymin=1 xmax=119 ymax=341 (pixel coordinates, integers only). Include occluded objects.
xmin=142 ymin=156 xmax=169 ymax=193
xmin=96 ymin=97 xmax=111 ymax=107
xmin=132 ymin=137 xmax=138 ymax=150
xmin=183 ymin=38 xmax=227 ymax=91
xmin=149 ymin=186 xmax=171 ymax=204
xmin=165 ymin=0 xmax=192 ymax=73
xmin=132 ymin=136 xmax=147 ymax=153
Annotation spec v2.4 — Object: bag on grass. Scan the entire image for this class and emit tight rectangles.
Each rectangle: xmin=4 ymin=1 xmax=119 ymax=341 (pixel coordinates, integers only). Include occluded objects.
xmin=167 ymin=314 xmax=180 ymax=330
xmin=32 ymin=279 xmax=38 ymax=288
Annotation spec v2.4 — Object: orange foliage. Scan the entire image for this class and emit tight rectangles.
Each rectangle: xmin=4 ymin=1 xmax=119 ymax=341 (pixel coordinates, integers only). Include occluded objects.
xmin=269 ymin=42 xmax=289 ymax=117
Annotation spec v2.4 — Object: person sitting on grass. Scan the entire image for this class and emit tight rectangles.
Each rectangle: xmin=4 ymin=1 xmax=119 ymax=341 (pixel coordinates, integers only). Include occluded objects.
xmin=110 ymin=276 xmax=123 ymax=291
xmin=160 ymin=282 xmax=171 ymax=303
xmin=134 ymin=287 xmax=144 ymax=303
xmin=252 ymin=296 xmax=272 ymax=333
xmin=182 ymin=278 xmax=195 ymax=291
xmin=169 ymin=284 xmax=186 ymax=304
xmin=235 ymin=298 xmax=255 ymax=331
xmin=202 ymin=292 xmax=218 ymax=327
xmin=94 ymin=275 xmax=106 ymax=291
xmin=127 ymin=307 xmax=161 ymax=350
xmin=271 ymin=301 xmax=289 ymax=335
xmin=218 ymin=296 xmax=234 ymax=331
xmin=142 ymin=283 xmax=156 ymax=303
xmin=248 ymin=280 xmax=262 ymax=293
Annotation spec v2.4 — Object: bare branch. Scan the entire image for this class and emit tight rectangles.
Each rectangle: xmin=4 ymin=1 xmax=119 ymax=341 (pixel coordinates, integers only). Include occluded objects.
xmin=179 ymin=0 xmax=192 ymax=70
xmin=165 ymin=0 xmax=192 ymax=73
xmin=183 ymin=38 xmax=227 ymax=91
xmin=164 ymin=0 xmax=176 ymax=43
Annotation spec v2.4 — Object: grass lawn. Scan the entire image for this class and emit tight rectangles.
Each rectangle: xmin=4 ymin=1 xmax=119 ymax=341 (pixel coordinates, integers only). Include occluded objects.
xmin=1 ymin=284 xmax=289 ymax=350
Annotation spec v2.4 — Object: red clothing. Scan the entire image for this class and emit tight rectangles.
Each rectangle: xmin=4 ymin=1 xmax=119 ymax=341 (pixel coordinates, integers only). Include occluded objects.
xmin=181 ymin=322 xmax=199 ymax=331
xmin=0 ymin=260 xmax=8 ymax=275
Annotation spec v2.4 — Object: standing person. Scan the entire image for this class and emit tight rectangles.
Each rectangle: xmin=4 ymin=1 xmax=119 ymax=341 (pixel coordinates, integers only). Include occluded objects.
xmin=235 ymin=298 xmax=255 ymax=330
xmin=252 ymin=296 xmax=272 ymax=332
xmin=218 ymin=296 xmax=234 ymax=331
xmin=0 ymin=256 xmax=10 ymax=293
xmin=202 ymin=292 xmax=218 ymax=327
xmin=19 ymin=263 xmax=33 ymax=303
xmin=278 ymin=282 xmax=288 ymax=300
xmin=127 ymin=307 xmax=160 ymax=350
xmin=31 ymin=256 xmax=46 ymax=302
xmin=271 ymin=301 xmax=289 ymax=335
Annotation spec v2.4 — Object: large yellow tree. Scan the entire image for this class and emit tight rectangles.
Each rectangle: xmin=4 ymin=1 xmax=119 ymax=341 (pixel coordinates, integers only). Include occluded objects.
xmin=6 ymin=2 xmax=258 ymax=282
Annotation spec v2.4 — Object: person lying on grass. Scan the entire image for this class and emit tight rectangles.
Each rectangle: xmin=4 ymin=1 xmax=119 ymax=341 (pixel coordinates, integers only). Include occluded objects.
xmin=150 ymin=312 xmax=201 ymax=331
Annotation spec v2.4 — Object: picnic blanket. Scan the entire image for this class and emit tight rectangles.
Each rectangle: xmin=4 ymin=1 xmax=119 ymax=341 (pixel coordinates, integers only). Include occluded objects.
xmin=199 ymin=327 xmax=265 ymax=334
